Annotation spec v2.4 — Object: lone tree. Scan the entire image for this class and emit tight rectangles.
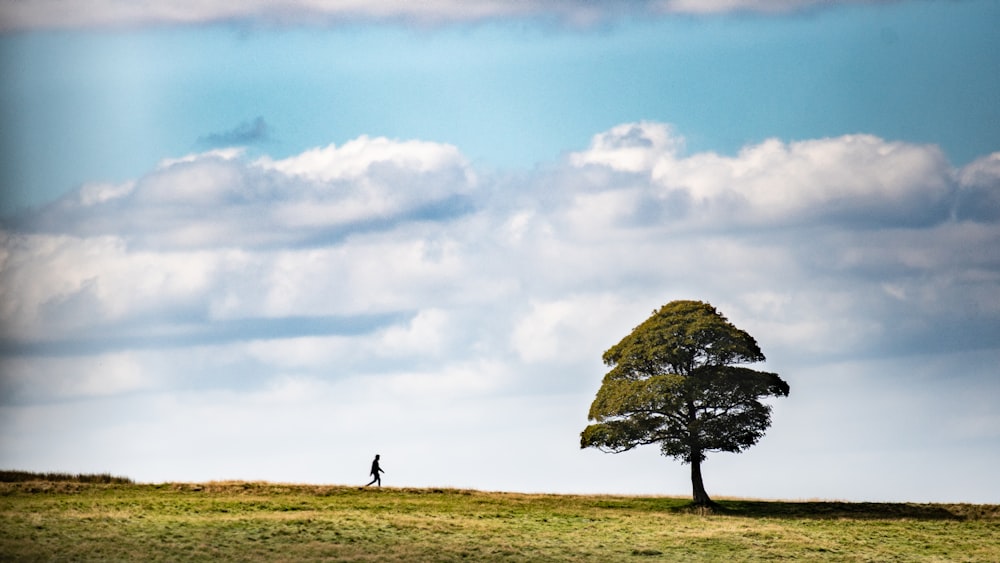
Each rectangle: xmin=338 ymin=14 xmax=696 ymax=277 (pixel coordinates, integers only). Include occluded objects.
xmin=581 ymin=300 xmax=789 ymax=506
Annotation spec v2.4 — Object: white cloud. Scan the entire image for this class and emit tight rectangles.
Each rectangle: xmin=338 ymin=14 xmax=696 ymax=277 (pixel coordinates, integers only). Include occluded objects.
xmin=955 ymin=152 xmax=1000 ymax=222
xmin=158 ymin=147 xmax=246 ymax=169
xmin=22 ymin=136 xmax=477 ymax=250
xmin=137 ymin=156 xmax=248 ymax=207
xmin=239 ymin=310 xmax=455 ymax=373
xmin=2 ymin=123 xmax=998 ymax=502
xmin=511 ymin=294 xmax=645 ymax=364
xmin=1 ymin=353 xmax=155 ymax=403
xmin=376 ymin=308 xmax=451 ymax=357
xmin=5 ymin=124 xmax=995 ymax=367
xmin=77 ymin=181 xmax=135 ymax=207
xmin=254 ymin=234 xmax=467 ymax=316
xmin=569 ymin=125 xmax=955 ymax=227
xmin=570 ymin=122 xmax=683 ymax=173
xmin=0 ymin=232 xmax=220 ymax=341
xmin=260 ymin=136 xmax=471 ymax=184
xmin=0 ymin=0 xmax=898 ymax=31
xmin=655 ymin=0 xmax=877 ymax=15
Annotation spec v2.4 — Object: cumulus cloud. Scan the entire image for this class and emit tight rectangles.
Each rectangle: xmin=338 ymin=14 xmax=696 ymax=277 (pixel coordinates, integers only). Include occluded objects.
xmin=261 ymin=135 xmax=471 ymax=183
xmin=4 ymin=124 xmax=997 ymax=373
xmin=0 ymin=352 xmax=152 ymax=404
xmin=0 ymin=232 xmax=220 ymax=343
xmin=0 ymin=135 xmax=481 ymax=362
xmin=17 ymin=136 xmax=476 ymax=250
xmin=655 ymin=0 xmax=883 ymax=15
xmin=556 ymin=123 xmax=999 ymax=357
xmin=0 ymin=0 xmax=897 ymax=30
xmin=2 ymin=123 xmax=998 ymax=500
xmin=955 ymin=153 xmax=1000 ymax=222
xmin=569 ymin=122 xmax=955 ymax=228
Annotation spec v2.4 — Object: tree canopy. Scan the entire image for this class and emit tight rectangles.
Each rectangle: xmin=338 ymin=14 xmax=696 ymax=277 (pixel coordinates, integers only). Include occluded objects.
xmin=581 ymin=300 xmax=789 ymax=505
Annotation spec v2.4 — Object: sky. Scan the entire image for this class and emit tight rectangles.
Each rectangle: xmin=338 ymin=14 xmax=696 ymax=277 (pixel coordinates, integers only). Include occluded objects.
xmin=0 ymin=0 xmax=998 ymax=504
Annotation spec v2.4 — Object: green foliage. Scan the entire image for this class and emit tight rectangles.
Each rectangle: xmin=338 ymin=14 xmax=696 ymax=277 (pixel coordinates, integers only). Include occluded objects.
xmin=582 ymin=301 xmax=789 ymax=495
xmin=601 ymin=300 xmax=766 ymax=379
xmin=1 ymin=481 xmax=997 ymax=561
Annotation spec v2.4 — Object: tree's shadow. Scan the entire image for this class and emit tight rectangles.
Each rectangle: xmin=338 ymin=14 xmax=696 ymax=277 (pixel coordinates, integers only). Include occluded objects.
xmin=691 ymin=500 xmax=995 ymax=521
xmin=593 ymin=497 xmax=996 ymax=521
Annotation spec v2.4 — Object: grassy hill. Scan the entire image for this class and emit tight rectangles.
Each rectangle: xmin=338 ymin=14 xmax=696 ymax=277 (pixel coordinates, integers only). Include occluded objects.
xmin=1 ymin=477 xmax=998 ymax=561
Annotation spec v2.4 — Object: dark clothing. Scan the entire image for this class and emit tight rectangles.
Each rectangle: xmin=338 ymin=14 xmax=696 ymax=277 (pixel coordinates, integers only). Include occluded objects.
xmin=365 ymin=456 xmax=384 ymax=487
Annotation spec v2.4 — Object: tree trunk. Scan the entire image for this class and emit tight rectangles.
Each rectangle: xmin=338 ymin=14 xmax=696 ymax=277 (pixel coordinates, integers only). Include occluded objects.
xmin=690 ymin=456 xmax=712 ymax=506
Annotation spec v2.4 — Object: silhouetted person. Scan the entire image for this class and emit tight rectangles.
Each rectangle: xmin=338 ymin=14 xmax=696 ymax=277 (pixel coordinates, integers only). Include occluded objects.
xmin=365 ymin=454 xmax=384 ymax=487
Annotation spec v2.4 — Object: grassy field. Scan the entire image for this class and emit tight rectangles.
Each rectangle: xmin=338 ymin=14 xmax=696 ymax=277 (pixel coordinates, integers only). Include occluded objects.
xmin=1 ymin=479 xmax=998 ymax=561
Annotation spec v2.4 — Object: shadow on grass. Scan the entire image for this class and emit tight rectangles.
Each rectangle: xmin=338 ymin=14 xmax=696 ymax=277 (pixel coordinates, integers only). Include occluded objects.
xmin=701 ymin=500 xmax=996 ymax=521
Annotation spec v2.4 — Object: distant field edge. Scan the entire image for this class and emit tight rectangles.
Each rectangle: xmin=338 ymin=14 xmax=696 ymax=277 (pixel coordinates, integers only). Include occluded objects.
xmin=0 ymin=469 xmax=133 ymax=484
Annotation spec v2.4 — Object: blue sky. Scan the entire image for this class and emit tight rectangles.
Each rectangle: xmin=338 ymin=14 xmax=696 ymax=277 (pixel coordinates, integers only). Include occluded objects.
xmin=3 ymin=1 xmax=998 ymax=214
xmin=1 ymin=0 xmax=999 ymax=503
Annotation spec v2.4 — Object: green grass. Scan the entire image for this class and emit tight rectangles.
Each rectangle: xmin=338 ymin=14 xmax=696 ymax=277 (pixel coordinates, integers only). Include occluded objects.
xmin=1 ymin=479 xmax=997 ymax=561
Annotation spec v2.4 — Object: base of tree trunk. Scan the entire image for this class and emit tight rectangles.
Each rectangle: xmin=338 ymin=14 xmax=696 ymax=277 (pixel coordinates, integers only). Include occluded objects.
xmin=690 ymin=457 xmax=713 ymax=508
xmin=686 ymin=497 xmax=722 ymax=517
xmin=690 ymin=498 xmax=719 ymax=509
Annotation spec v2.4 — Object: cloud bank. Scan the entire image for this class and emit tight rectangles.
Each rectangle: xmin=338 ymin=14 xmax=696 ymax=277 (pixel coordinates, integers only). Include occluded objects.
xmin=5 ymin=121 xmax=998 ymax=397
xmin=1 ymin=123 xmax=998 ymax=501
xmin=0 ymin=0 xmax=892 ymax=30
